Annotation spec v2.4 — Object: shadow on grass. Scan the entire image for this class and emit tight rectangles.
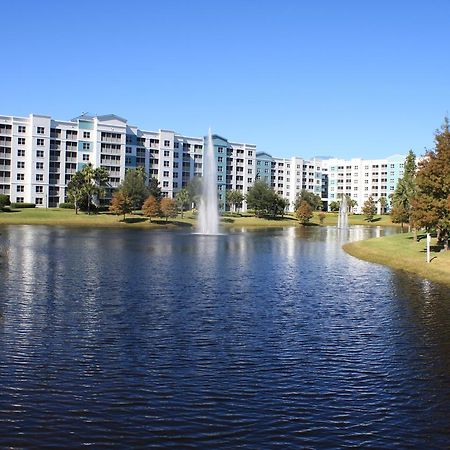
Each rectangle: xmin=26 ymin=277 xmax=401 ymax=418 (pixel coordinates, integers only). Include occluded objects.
xmin=121 ymin=217 xmax=148 ymax=224
xmin=221 ymin=218 xmax=235 ymax=223
xmin=0 ymin=208 xmax=20 ymax=214
xmin=366 ymin=217 xmax=381 ymax=223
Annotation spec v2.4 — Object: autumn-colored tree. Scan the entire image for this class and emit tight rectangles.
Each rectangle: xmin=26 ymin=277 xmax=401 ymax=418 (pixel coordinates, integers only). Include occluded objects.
xmin=294 ymin=189 xmax=322 ymax=211
xmin=296 ymin=200 xmax=313 ymax=224
xmin=362 ymin=196 xmax=377 ymax=222
xmin=160 ymin=197 xmax=178 ymax=222
xmin=109 ymin=191 xmax=133 ymax=220
xmin=411 ymin=119 xmax=450 ymax=250
xmin=142 ymin=195 xmax=160 ymax=222
xmin=318 ymin=212 xmax=326 ymax=224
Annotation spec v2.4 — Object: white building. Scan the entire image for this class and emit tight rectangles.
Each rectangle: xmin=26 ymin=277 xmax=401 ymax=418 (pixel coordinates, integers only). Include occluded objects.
xmin=0 ymin=112 xmax=406 ymax=213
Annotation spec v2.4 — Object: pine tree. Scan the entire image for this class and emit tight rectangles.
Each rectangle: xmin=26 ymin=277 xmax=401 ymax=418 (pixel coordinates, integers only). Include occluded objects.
xmin=362 ymin=196 xmax=377 ymax=222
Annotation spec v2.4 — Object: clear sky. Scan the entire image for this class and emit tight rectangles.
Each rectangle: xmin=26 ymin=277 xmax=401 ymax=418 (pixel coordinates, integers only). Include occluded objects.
xmin=2 ymin=0 xmax=450 ymax=159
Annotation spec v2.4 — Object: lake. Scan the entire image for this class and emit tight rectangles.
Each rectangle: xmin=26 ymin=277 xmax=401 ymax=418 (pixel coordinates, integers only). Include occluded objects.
xmin=0 ymin=225 xmax=449 ymax=448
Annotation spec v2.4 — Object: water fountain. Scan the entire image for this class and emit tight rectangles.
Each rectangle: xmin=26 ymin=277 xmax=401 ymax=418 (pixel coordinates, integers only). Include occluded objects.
xmin=197 ymin=129 xmax=219 ymax=235
xmin=337 ymin=195 xmax=348 ymax=229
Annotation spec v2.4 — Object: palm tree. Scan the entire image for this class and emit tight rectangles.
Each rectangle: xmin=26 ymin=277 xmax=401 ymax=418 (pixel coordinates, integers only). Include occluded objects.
xmin=175 ymin=188 xmax=190 ymax=218
xmin=378 ymin=196 xmax=388 ymax=215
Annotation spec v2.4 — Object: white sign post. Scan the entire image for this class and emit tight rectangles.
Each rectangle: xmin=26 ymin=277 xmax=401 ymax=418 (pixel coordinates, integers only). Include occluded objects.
xmin=426 ymin=233 xmax=431 ymax=263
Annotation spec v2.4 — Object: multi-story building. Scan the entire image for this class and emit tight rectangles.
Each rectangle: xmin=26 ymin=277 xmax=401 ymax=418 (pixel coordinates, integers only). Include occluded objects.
xmin=0 ymin=112 xmax=406 ymax=213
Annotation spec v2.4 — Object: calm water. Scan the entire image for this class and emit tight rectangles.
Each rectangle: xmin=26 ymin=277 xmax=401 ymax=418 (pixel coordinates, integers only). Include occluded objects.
xmin=0 ymin=225 xmax=449 ymax=449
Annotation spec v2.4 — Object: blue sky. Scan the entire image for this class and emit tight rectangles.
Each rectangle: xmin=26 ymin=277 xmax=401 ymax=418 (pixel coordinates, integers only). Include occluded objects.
xmin=2 ymin=0 xmax=450 ymax=159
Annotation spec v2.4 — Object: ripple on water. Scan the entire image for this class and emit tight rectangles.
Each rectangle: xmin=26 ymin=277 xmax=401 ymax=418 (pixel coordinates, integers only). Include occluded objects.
xmin=0 ymin=226 xmax=449 ymax=448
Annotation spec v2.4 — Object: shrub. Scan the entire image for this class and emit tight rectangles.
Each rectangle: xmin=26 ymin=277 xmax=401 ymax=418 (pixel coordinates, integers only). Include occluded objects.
xmin=58 ymin=202 xmax=75 ymax=209
xmin=0 ymin=194 xmax=10 ymax=211
xmin=10 ymin=203 xmax=36 ymax=209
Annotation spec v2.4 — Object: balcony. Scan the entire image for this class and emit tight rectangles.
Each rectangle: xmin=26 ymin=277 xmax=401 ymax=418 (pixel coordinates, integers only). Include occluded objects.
xmin=0 ymin=164 xmax=11 ymax=171
xmin=0 ymin=177 xmax=11 ymax=183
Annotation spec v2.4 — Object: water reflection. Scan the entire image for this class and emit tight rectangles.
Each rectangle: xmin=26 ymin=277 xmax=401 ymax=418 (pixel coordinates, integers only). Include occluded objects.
xmin=0 ymin=224 xmax=449 ymax=448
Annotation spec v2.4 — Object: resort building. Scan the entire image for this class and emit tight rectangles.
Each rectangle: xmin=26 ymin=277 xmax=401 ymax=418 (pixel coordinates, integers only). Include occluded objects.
xmin=0 ymin=112 xmax=406 ymax=213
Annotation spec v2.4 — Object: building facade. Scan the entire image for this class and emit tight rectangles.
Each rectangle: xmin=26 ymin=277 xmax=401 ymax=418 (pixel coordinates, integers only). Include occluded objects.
xmin=0 ymin=113 xmax=406 ymax=213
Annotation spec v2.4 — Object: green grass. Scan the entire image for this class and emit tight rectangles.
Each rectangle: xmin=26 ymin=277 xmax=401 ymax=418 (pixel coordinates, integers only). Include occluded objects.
xmin=0 ymin=208 xmax=399 ymax=229
xmin=343 ymin=232 xmax=450 ymax=286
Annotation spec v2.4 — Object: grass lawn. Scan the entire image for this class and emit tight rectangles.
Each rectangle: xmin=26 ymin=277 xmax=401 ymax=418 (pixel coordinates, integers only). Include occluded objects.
xmin=0 ymin=208 xmax=399 ymax=229
xmin=343 ymin=232 xmax=450 ymax=286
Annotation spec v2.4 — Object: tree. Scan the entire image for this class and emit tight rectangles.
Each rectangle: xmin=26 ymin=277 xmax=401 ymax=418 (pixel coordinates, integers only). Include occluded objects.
xmin=294 ymin=189 xmax=322 ymax=211
xmin=0 ymin=194 xmax=10 ymax=211
xmin=109 ymin=191 xmax=133 ymax=220
xmin=378 ymin=196 xmax=388 ymax=214
xmin=347 ymin=197 xmax=358 ymax=212
xmin=296 ymin=200 xmax=313 ymax=224
xmin=391 ymin=150 xmax=417 ymax=232
xmin=160 ymin=197 xmax=178 ymax=222
xmin=142 ymin=195 xmax=160 ymax=222
xmin=411 ymin=120 xmax=450 ymax=250
xmin=148 ymin=177 xmax=162 ymax=203
xmin=246 ymin=180 xmax=286 ymax=218
xmin=186 ymin=177 xmax=202 ymax=208
xmin=390 ymin=203 xmax=409 ymax=232
xmin=119 ymin=168 xmax=149 ymax=210
xmin=175 ymin=188 xmax=190 ymax=218
xmin=318 ymin=212 xmax=326 ymax=224
xmin=226 ymin=189 xmax=245 ymax=213
xmin=66 ymin=171 xmax=86 ymax=214
xmin=329 ymin=201 xmax=340 ymax=212
xmin=66 ymin=164 xmax=109 ymax=215
xmin=362 ymin=196 xmax=377 ymax=222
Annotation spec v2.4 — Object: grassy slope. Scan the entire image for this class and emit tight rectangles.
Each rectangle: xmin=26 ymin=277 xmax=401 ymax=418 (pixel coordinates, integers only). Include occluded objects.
xmin=343 ymin=232 xmax=450 ymax=286
xmin=0 ymin=208 xmax=398 ymax=229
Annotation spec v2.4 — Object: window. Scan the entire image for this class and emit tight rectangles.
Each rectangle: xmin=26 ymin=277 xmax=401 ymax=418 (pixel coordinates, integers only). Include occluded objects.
xmin=83 ymin=131 xmax=90 ymax=139
xmin=163 ymin=181 xmax=169 ymax=187
xmin=36 ymin=150 xmax=44 ymax=157
xmin=164 ymin=161 xmax=170 ymax=167
xmin=17 ymin=174 xmax=24 ymax=181
xmin=18 ymin=137 xmax=26 ymax=145
xmin=16 ymin=197 xmax=24 ymax=203
xmin=17 ymin=149 xmax=25 ymax=157
xmin=37 ymin=138 xmax=44 ymax=146
xmin=36 ymin=162 xmax=44 ymax=169
xmin=218 ymin=157 xmax=223 ymax=162
xmin=36 ymin=174 xmax=43 ymax=181
xmin=36 ymin=186 xmax=43 ymax=193
xmin=83 ymin=154 xmax=90 ymax=161
xmin=83 ymin=143 xmax=90 ymax=150
xmin=218 ymin=147 xmax=224 ymax=153
xmin=16 ymin=185 xmax=24 ymax=192
xmin=174 ymin=152 xmax=179 ymax=158
xmin=17 ymin=161 xmax=25 ymax=168
xmin=18 ymin=125 xmax=26 ymax=133
xmin=164 ymin=140 xmax=170 ymax=147
xmin=163 ymin=171 xmax=169 ymax=177
xmin=35 ymin=198 xmax=43 ymax=205
xmin=37 ymin=127 xmax=45 ymax=134
xmin=164 ymin=150 xmax=170 ymax=157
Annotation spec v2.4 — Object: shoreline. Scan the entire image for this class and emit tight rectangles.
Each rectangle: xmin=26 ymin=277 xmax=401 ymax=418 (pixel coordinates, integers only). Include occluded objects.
xmin=343 ymin=232 xmax=450 ymax=287
xmin=0 ymin=208 xmax=399 ymax=229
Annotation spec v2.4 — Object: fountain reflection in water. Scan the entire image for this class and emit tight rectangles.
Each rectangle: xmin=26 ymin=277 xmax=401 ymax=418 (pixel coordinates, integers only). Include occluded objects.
xmin=197 ymin=129 xmax=219 ymax=235
xmin=337 ymin=195 xmax=348 ymax=229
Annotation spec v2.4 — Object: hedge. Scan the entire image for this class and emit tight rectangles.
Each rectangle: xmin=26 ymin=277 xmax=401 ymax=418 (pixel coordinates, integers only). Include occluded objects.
xmin=10 ymin=203 xmax=36 ymax=209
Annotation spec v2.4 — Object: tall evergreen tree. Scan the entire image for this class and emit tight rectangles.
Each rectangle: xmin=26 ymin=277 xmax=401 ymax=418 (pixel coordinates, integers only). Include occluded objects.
xmin=119 ymin=168 xmax=149 ymax=209
xmin=391 ymin=150 xmax=417 ymax=231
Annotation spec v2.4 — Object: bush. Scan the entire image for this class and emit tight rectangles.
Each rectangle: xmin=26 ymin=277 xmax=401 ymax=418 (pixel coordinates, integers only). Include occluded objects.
xmin=59 ymin=202 xmax=75 ymax=209
xmin=0 ymin=194 xmax=10 ymax=210
xmin=10 ymin=203 xmax=36 ymax=209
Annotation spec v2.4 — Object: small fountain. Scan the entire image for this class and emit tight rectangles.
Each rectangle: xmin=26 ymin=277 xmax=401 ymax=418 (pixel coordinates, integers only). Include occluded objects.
xmin=197 ymin=129 xmax=219 ymax=235
xmin=337 ymin=195 xmax=348 ymax=229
